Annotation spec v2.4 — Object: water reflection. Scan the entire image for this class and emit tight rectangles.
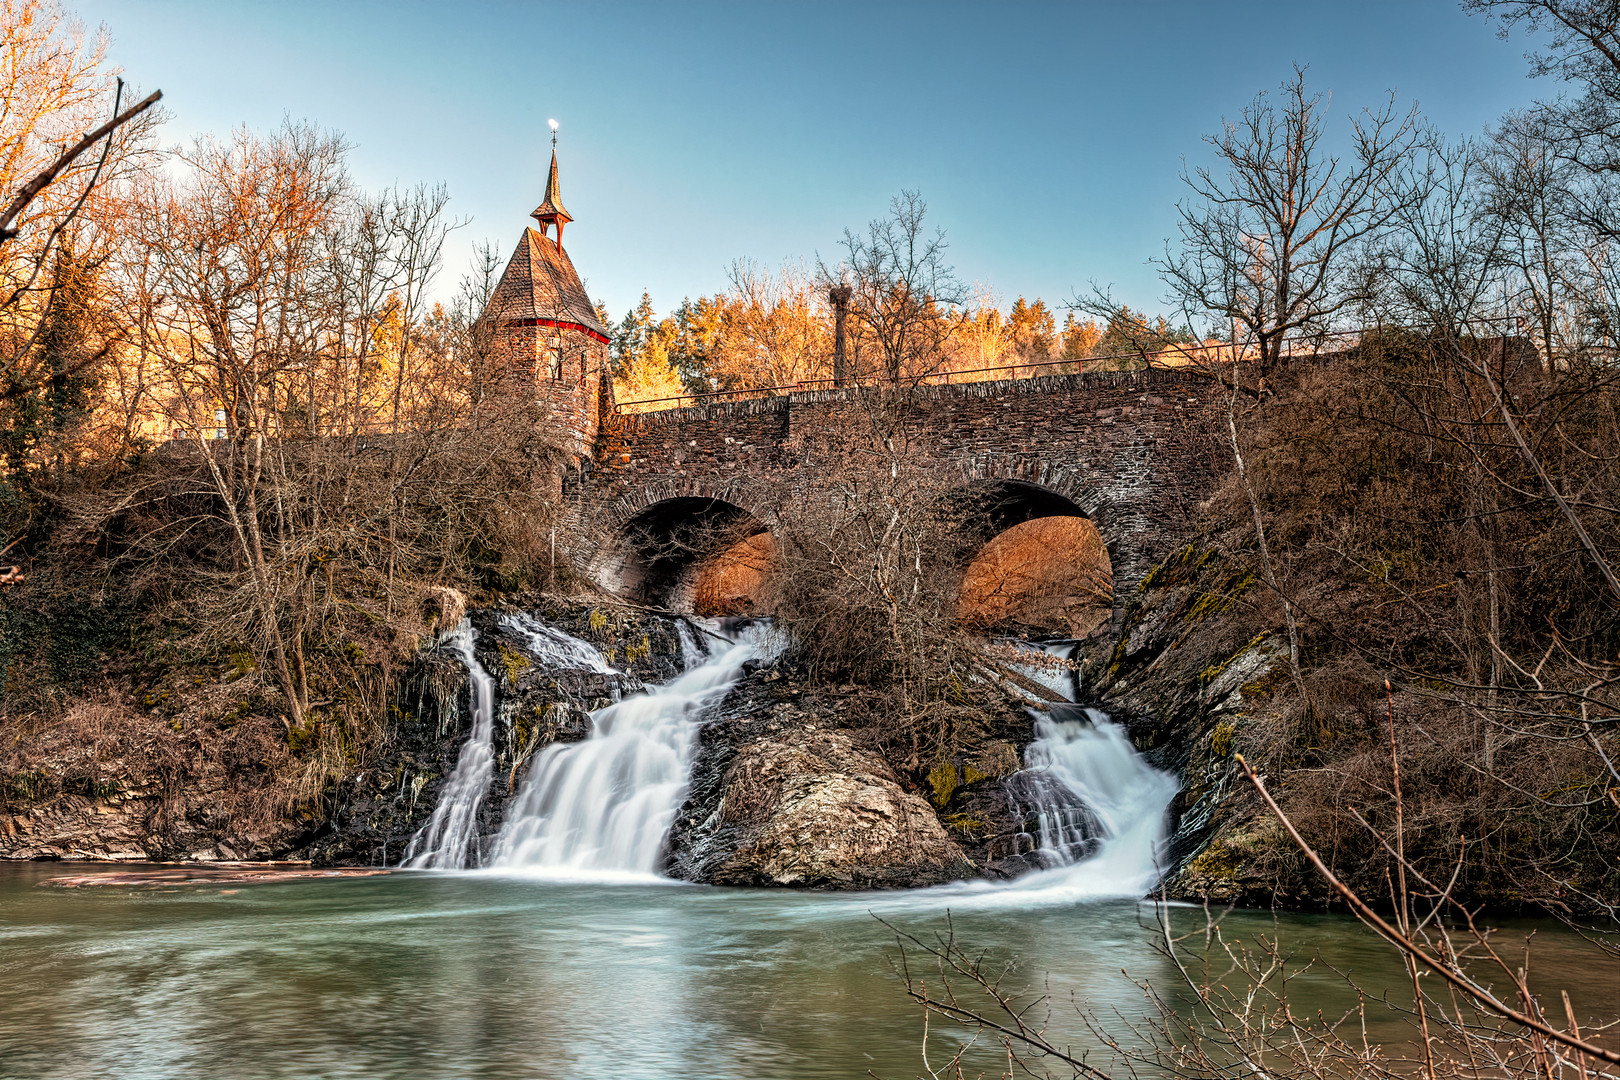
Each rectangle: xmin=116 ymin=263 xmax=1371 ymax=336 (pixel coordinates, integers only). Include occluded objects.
xmin=1 ymin=864 xmax=1615 ymax=1080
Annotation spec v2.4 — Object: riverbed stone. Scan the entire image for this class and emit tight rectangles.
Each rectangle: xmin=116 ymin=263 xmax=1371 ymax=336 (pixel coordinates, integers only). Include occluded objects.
xmin=711 ymin=732 xmax=974 ymax=888
xmin=665 ymin=683 xmax=988 ymax=889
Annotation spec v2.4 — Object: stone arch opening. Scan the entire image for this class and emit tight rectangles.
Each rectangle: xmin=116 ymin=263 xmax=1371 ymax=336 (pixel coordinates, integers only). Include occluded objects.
xmin=952 ymin=480 xmax=1114 ymax=637
xmin=611 ymin=496 xmax=775 ymax=615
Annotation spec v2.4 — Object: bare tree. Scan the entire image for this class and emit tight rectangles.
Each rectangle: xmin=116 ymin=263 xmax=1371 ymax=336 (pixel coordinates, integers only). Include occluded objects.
xmin=1160 ymin=67 xmax=1423 ymax=394
xmin=93 ymin=123 xmax=563 ymax=744
xmin=823 ymin=190 xmax=964 ymax=385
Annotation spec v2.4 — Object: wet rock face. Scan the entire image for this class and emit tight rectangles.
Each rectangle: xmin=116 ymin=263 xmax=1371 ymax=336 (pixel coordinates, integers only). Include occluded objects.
xmin=1079 ymin=543 xmax=1286 ymax=904
xmin=667 ymin=682 xmax=986 ymax=890
xmin=300 ymin=600 xmax=691 ymax=867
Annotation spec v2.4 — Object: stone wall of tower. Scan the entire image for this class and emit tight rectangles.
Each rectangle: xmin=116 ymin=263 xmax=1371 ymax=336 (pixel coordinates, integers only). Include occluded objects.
xmin=489 ymin=320 xmax=608 ymax=462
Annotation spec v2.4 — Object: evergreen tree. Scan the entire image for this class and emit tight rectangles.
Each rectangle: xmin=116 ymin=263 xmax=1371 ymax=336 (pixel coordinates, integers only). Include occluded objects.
xmin=1059 ymin=312 xmax=1101 ymax=360
xmin=1007 ymin=297 xmax=1055 ymax=362
xmin=1 ymin=251 xmax=97 ymax=502
xmin=611 ymin=290 xmax=657 ymax=375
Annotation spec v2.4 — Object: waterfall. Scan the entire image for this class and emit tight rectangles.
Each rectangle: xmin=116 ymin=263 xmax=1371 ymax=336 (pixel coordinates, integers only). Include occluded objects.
xmin=501 ymin=612 xmax=619 ymax=675
xmin=490 ymin=622 xmax=772 ymax=879
xmin=402 ymin=624 xmax=498 ymax=870
xmin=889 ymin=646 xmax=1179 ymax=907
xmin=1010 ymin=705 xmax=1179 ymax=890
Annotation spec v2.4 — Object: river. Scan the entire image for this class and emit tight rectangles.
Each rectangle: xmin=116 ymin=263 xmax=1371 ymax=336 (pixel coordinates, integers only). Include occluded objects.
xmin=4 ymin=864 xmax=1617 ymax=1079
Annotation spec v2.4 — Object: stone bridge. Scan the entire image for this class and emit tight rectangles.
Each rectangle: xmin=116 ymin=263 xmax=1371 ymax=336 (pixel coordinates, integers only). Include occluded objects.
xmin=566 ymin=367 xmax=1228 ymax=635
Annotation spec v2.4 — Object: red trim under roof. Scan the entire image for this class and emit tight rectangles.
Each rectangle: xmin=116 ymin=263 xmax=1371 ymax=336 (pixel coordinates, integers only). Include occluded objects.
xmin=503 ymin=317 xmax=611 ymax=345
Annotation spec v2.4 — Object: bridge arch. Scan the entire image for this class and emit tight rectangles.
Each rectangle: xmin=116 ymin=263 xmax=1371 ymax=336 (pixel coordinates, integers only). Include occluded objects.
xmin=593 ymin=488 xmax=776 ymax=615
xmin=949 ymin=473 xmax=1116 ymax=638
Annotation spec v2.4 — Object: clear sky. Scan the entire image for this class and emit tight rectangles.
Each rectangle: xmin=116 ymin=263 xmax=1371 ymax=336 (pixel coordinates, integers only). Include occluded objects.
xmin=77 ymin=1 xmax=1547 ymax=324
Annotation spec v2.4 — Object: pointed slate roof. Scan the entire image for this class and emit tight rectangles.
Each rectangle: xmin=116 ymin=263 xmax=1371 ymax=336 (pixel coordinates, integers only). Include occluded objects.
xmin=531 ymin=149 xmax=573 ymax=230
xmin=486 ymin=226 xmax=609 ymax=342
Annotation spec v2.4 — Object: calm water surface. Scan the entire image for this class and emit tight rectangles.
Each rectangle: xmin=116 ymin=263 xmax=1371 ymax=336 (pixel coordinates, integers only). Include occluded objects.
xmin=2 ymin=862 xmax=1615 ymax=1079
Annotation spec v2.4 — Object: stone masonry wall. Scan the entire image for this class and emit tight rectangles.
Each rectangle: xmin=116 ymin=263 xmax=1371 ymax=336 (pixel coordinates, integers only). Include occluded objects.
xmin=580 ymin=369 xmax=1228 ymax=597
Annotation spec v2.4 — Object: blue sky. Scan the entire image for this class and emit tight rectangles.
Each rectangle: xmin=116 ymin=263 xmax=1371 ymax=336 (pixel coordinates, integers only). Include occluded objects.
xmin=79 ymin=1 xmax=1546 ymax=324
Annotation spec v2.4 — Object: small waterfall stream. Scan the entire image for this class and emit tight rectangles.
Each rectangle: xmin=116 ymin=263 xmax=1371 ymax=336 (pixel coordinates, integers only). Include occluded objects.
xmin=489 ymin=623 xmax=770 ymax=878
xmin=1012 ymin=707 xmax=1179 ymax=885
xmin=402 ymin=624 xmax=498 ymax=870
xmin=954 ymin=645 xmax=1179 ymax=901
xmin=501 ymin=612 xmax=619 ymax=675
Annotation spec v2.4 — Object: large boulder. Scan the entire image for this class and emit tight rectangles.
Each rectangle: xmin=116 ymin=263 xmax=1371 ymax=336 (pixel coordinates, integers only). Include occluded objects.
xmin=668 ymin=702 xmax=976 ymax=889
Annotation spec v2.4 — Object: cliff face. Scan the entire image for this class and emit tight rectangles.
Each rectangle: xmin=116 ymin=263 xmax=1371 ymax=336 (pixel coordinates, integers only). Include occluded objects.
xmin=1081 ymin=543 xmax=1314 ymax=907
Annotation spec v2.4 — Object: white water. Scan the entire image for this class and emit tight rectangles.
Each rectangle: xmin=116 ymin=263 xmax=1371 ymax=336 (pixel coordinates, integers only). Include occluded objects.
xmin=402 ymin=624 xmax=498 ymax=870
xmin=489 ymin=622 xmax=773 ymax=880
xmin=501 ymin=612 xmax=619 ymax=675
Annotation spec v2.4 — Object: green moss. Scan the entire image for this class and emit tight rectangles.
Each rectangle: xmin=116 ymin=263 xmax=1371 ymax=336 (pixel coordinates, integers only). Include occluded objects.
xmin=625 ymin=635 xmax=651 ymax=664
xmin=226 ymin=642 xmax=257 ymax=681
xmin=942 ymin=813 xmax=989 ymax=835
xmin=1140 ymin=544 xmax=1201 ymax=592
xmin=286 ymin=717 xmax=320 ymax=755
xmin=1185 ymin=838 xmax=1242 ymax=880
xmin=1201 ymin=630 xmax=1276 ymax=690
xmin=927 ymin=762 xmax=958 ymax=809
xmin=497 ymin=642 xmax=530 ymax=688
xmin=962 ymin=764 xmax=991 ymax=786
xmin=513 ymin=705 xmax=538 ymax=755
xmin=1186 ymin=570 xmax=1258 ymax=621
xmin=1240 ymin=662 xmax=1291 ymax=699
xmin=1211 ymin=720 xmax=1236 ymax=758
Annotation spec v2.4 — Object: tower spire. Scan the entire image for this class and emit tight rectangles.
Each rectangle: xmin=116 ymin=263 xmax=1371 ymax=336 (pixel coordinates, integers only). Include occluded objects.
xmin=531 ymin=118 xmax=573 ymax=244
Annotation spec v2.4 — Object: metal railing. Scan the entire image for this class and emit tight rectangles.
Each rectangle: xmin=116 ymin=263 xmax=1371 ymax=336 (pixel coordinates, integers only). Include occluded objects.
xmin=613 ymin=317 xmax=1529 ymax=412
xmin=616 ymin=351 xmax=1122 ymax=411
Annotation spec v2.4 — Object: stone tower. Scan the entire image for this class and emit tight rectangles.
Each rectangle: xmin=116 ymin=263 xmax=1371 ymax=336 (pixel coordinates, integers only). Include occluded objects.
xmin=484 ymin=140 xmax=612 ymax=460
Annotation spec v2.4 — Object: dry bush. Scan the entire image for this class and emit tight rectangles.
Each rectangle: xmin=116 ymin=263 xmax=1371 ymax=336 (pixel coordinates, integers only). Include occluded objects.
xmin=764 ymin=397 xmax=1035 ymax=769
xmin=1209 ymin=334 xmax=1620 ymax=910
xmin=0 ymin=689 xmax=296 ymax=844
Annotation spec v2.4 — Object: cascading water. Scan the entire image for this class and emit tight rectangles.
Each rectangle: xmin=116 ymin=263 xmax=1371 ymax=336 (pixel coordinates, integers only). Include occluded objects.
xmin=402 ymin=624 xmax=498 ymax=870
xmin=885 ymin=643 xmax=1179 ymax=908
xmin=501 ymin=612 xmax=620 ymax=676
xmin=490 ymin=622 xmax=771 ymax=879
xmin=1007 ymin=705 xmax=1180 ymax=892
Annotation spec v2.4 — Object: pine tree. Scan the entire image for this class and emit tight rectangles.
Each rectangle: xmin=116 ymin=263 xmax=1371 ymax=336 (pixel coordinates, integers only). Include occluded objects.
xmin=1 ymin=251 xmax=96 ymax=497
xmin=1007 ymin=297 xmax=1055 ymax=363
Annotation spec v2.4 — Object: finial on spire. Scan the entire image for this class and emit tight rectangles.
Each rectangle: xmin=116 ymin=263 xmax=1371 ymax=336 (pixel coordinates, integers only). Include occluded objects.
xmin=532 ymin=120 xmax=573 ymax=244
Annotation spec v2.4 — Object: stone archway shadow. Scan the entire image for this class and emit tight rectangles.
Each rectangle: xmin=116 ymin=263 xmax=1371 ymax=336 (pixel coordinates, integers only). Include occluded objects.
xmin=589 ymin=482 xmax=777 ymax=614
